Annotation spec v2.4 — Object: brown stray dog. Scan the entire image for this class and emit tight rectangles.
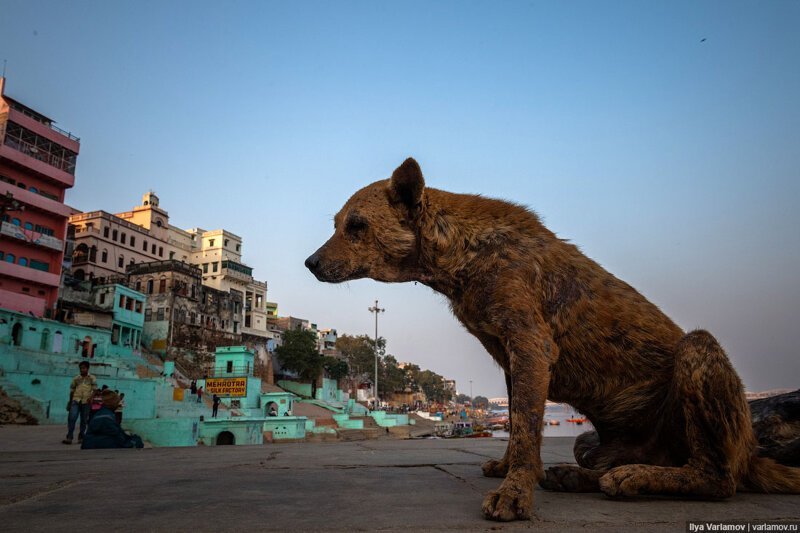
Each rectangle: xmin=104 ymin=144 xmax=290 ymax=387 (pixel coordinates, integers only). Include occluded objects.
xmin=305 ymin=158 xmax=800 ymax=521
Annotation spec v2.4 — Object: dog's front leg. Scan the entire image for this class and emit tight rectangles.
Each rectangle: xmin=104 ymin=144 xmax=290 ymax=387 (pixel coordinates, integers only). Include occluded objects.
xmin=482 ymin=329 xmax=555 ymax=521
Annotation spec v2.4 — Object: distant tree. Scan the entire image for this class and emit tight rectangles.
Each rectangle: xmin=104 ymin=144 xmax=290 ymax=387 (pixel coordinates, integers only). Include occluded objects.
xmin=379 ymin=354 xmax=406 ymax=399
xmin=456 ymin=393 xmax=471 ymax=405
xmin=275 ymin=329 xmax=323 ymax=396
xmin=336 ymin=334 xmax=385 ymax=379
xmin=417 ymin=370 xmax=452 ymax=404
xmin=472 ymin=395 xmax=489 ymax=409
xmin=323 ymin=356 xmax=349 ymax=381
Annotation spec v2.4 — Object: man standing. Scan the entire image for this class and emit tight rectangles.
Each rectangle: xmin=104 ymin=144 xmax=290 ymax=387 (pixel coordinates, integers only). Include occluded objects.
xmin=212 ymin=394 xmax=220 ymax=418
xmin=63 ymin=361 xmax=96 ymax=445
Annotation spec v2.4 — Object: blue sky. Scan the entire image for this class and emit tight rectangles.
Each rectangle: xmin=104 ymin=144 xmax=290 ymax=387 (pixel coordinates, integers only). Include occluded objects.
xmin=1 ymin=0 xmax=798 ymax=398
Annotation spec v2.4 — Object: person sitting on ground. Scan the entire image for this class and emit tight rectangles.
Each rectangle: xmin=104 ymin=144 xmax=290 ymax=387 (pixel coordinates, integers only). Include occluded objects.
xmin=89 ymin=388 xmax=104 ymax=420
xmin=81 ymin=390 xmax=143 ymax=450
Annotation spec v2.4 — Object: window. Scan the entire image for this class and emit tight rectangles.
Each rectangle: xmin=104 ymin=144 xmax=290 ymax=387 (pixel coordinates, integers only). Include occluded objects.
xmin=144 ymin=309 xmax=152 ymax=321
xmin=11 ymin=218 xmax=20 ymax=226
xmin=236 ymin=244 xmax=240 ymax=252
xmin=24 ymin=222 xmax=33 ymax=230
xmin=135 ymin=281 xmax=141 ymax=292
xmin=142 ymin=240 xmax=147 ymax=251
xmin=34 ymin=224 xmax=54 ymax=236
xmin=17 ymin=182 xmax=26 ymax=189
xmin=169 ymin=251 xmax=175 ymax=259
xmin=119 ymin=295 xmax=126 ymax=308
xmin=203 ymin=263 xmax=208 ymax=273
xmin=0 ymin=251 xmax=4 ymax=260
xmin=129 ymin=258 xmax=135 ymax=266
xmin=112 ymin=229 xmax=118 ymax=241
xmin=156 ymin=308 xmax=165 ymax=321
xmin=209 ymin=239 xmax=215 ymax=247
xmin=111 ymin=325 xmax=120 ymax=345
xmin=99 ymin=292 xmax=106 ymax=305
xmin=101 ymin=249 xmax=108 ymax=263
xmin=224 ymin=239 xmax=229 ymax=247
xmin=104 ymin=227 xmax=110 ymax=238
xmin=5 ymin=254 xmax=15 ymax=263
xmin=130 ymin=236 xmax=135 ymax=247
xmin=147 ymin=279 xmax=154 ymax=294
xmin=120 ymin=232 xmax=126 ymax=244
xmin=28 ymin=187 xmax=38 ymax=193
xmin=158 ymin=246 xmax=163 ymax=257
xmin=151 ymin=244 xmax=156 ymax=254
xmin=212 ymin=262 xmax=218 ymax=273
xmin=118 ymin=256 xmax=124 ymax=268
xmin=135 ymin=301 xmax=143 ymax=313
xmin=159 ymin=278 xmax=166 ymax=293
xmin=0 ymin=174 xmax=15 ymax=185
xmin=29 ymin=259 xmax=49 ymax=271
xmin=226 ymin=361 xmax=233 ymax=373
xmin=18 ymin=257 xmax=28 ymax=267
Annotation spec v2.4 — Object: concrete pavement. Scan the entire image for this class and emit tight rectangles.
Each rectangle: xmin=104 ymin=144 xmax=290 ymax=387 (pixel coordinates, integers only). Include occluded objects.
xmin=1 ymin=425 xmax=798 ymax=532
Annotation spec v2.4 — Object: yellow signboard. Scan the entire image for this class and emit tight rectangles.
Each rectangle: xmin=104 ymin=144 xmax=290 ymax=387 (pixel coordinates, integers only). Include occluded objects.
xmin=205 ymin=377 xmax=248 ymax=397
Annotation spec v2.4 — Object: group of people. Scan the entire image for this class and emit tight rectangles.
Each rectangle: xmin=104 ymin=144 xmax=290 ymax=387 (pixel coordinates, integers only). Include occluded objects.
xmin=190 ymin=380 xmax=221 ymax=418
xmin=63 ymin=361 xmax=143 ymax=449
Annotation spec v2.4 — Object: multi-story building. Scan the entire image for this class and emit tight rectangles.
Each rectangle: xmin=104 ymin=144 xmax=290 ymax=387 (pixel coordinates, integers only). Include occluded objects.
xmin=126 ymin=260 xmax=242 ymax=356
xmin=0 ymin=77 xmax=79 ymax=316
xmin=68 ymin=192 xmax=271 ymax=348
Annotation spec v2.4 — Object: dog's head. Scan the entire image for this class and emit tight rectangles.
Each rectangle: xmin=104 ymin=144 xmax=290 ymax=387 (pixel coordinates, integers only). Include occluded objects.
xmin=305 ymin=158 xmax=426 ymax=284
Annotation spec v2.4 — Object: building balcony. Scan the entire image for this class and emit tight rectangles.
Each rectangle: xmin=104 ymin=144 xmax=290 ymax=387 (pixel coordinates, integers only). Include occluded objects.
xmin=0 ymin=221 xmax=63 ymax=252
xmin=0 ymin=259 xmax=60 ymax=287
xmin=0 ymin=181 xmax=73 ymax=218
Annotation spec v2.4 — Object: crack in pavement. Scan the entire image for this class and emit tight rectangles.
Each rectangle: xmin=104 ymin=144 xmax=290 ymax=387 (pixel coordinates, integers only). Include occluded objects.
xmin=0 ymin=479 xmax=81 ymax=507
xmin=431 ymin=464 xmax=486 ymax=495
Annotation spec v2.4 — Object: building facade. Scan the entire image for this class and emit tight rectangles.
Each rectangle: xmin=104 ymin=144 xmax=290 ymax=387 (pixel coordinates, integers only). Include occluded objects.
xmin=0 ymin=77 xmax=79 ymax=316
xmin=68 ymin=192 xmax=271 ymax=348
xmin=126 ymin=260 xmax=242 ymax=356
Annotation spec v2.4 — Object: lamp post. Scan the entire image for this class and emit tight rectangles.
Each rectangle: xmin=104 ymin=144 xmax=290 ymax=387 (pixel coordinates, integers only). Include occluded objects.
xmin=368 ymin=300 xmax=385 ymax=411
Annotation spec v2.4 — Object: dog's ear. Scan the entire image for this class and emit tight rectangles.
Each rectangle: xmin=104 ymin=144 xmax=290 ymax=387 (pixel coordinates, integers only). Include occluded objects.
xmin=389 ymin=157 xmax=425 ymax=212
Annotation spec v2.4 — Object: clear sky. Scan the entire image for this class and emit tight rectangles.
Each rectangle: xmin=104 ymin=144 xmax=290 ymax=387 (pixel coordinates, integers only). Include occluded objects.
xmin=1 ymin=1 xmax=798 ymax=398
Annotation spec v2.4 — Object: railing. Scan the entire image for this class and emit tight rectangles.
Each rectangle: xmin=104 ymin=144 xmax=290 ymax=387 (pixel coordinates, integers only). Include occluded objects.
xmin=203 ymin=364 xmax=252 ymax=377
xmin=8 ymin=101 xmax=80 ymax=141
xmin=3 ymin=136 xmax=76 ymax=175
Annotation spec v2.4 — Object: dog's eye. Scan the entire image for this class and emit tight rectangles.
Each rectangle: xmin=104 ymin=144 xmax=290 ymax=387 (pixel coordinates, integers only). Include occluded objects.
xmin=345 ymin=217 xmax=368 ymax=236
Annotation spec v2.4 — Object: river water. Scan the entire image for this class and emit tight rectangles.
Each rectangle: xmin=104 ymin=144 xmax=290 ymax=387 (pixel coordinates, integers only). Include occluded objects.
xmin=490 ymin=403 xmax=593 ymax=438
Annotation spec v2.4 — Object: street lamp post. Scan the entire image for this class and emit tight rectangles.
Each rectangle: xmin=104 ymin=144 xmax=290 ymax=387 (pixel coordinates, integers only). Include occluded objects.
xmin=368 ymin=300 xmax=385 ymax=411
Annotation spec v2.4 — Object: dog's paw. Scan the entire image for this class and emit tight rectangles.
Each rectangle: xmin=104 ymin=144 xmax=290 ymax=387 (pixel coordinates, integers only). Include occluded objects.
xmin=481 ymin=458 xmax=509 ymax=478
xmin=539 ymin=465 xmax=591 ymax=492
xmin=599 ymin=465 xmax=649 ymax=498
xmin=481 ymin=478 xmax=533 ymax=522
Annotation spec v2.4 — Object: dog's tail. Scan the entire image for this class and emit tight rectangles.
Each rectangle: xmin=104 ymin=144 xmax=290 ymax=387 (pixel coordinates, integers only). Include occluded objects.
xmin=743 ymin=456 xmax=800 ymax=493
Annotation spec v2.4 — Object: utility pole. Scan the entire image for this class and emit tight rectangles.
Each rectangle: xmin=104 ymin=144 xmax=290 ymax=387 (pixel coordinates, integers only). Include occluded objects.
xmin=368 ymin=300 xmax=385 ymax=411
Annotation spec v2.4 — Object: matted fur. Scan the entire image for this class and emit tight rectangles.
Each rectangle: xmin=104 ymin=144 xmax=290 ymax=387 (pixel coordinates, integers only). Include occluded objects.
xmin=305 ymin=158 xmax=800 ymax=521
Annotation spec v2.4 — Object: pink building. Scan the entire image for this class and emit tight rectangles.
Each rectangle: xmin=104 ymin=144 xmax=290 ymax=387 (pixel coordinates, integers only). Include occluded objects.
xmin=0 ymin=77 xmax=79 ymax=316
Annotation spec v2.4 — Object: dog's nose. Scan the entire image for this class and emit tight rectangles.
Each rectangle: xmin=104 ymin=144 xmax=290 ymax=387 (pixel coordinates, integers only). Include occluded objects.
xmin=305 ymin=253 xmax=320 ymax=272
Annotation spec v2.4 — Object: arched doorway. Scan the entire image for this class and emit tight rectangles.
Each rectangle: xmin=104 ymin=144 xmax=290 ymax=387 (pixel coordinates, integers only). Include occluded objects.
xmin=266 ymin=402 xmax=279 ymax=417
xmin=53 ymin=331 xmax=63 ymax=353
xmin=11 ymin=322 xmax=23 ymax=346
xmin=216 ymin=431 xmax=235 ymax=445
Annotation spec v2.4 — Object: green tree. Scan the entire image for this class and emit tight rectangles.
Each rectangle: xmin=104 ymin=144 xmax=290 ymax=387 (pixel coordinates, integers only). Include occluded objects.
xmin=379 ymin=354 xmax=406 ymax=398
xmin=417 ymin=369 xmax=452 ymax=404
xmin=323 ymin=356 xmax=349 ymax=381
xmin=336 ymin=334 xmax=385 ymax=379
xmin=456 ymin=393 xmax=471 ymax=405
xmin=275 ymin=329 xmax=323 ymax=396
xmin=472 ymin=395 xmax=489 ymax=409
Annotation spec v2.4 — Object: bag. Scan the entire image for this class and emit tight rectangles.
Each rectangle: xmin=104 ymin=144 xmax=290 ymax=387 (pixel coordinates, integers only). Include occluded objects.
xmin=124 ymin=434 xmax=144 ymax=449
